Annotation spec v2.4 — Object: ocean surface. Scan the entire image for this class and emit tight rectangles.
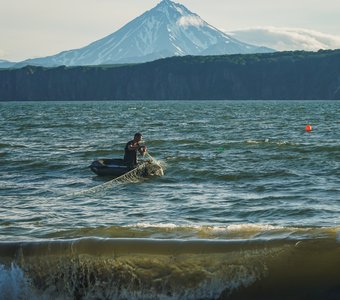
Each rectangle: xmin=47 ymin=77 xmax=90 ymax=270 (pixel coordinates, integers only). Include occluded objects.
xmin=0 ymin=100 xmax=339 ymax=299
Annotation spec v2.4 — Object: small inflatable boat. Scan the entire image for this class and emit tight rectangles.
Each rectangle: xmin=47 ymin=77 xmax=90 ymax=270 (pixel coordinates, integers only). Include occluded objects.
xmin=90 ymin=159 xmax=132 ymax=177
xmin=90 ymin=158 xmax=164 ymax=178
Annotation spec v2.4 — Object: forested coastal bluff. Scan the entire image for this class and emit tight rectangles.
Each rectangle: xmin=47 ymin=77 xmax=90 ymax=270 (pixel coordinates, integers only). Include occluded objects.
xmin=0 ymin=49 xmax=339 ymax=101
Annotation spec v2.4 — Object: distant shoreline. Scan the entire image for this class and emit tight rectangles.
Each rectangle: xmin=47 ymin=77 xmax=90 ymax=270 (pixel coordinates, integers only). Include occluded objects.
xmin=0 ymin=99 xmax=338 ymax=103
xmin=1 ymin=50 xmax=339 ymax=101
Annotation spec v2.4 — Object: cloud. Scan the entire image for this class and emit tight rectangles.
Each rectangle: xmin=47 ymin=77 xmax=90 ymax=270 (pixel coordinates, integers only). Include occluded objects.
xmin=177 ymin=16 xmax=204 ymax=28
xmin=0 ymin=49 xmax=7 ymax=59
xmin=226 ymin=27 xmax=340 ymax=51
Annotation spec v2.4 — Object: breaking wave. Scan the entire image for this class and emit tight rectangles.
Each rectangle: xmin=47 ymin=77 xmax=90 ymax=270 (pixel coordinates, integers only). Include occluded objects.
xmin=1 ymin=225 xmax=340 ymax=299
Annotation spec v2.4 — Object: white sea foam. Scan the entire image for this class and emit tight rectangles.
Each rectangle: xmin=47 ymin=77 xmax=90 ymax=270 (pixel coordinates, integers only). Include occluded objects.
xmin=0 ymin=264 xmax=32 ymax=300
xmin=336 ymin=231 xmax=340 ymax=242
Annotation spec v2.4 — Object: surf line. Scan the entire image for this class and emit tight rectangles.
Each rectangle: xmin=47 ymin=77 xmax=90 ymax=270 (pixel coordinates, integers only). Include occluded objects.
xmin=70 ymin=153 xmax=163 ymax=197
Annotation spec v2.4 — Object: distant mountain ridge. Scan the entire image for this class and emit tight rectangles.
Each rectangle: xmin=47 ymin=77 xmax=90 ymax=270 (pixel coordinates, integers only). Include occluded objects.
xmin=8 ymin=0 xmax=273 ymax=67
xmin=1 ymin=50 xmax=339 ymax=100
xmin=0 ymin=59 xmax=15 ymax=68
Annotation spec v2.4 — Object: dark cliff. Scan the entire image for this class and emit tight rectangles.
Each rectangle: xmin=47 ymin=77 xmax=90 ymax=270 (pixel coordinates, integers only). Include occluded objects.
xmin=0 ymin=50 xmax=340 ymax=100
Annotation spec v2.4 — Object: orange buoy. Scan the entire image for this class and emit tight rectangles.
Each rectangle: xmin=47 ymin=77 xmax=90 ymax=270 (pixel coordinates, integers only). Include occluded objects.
xmin=305 ymin=124 xmax=312 ymax=132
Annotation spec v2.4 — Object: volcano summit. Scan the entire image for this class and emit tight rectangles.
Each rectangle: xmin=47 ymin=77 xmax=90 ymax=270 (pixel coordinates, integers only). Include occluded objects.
xmin=17 ymin=0 xmax=273 ymax=67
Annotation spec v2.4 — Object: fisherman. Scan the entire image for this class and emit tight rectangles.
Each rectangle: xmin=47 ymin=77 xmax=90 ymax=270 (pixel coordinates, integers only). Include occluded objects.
xmin=124 ymin=132 xmax=147 ymax=168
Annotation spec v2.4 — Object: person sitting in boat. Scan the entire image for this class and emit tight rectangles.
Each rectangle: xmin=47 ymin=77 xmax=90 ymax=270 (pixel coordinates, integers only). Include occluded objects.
xmin=124 ymin=132 xmax=147 ymax=168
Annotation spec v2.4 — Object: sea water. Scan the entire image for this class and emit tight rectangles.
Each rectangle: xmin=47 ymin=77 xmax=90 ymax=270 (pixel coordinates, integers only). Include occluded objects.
xmin=0 ymin=100 xmax=339 ymax=299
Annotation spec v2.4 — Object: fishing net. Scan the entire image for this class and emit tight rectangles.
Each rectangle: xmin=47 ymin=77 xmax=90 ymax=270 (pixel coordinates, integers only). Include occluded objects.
xmin=113 ymin=153 xmax=164 ymax=183
xmin=72 ymin=153 xmax=164 ymax=196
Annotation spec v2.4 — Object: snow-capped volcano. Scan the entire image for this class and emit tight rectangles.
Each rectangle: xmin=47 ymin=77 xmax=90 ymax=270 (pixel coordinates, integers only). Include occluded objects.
xmin=21 ymin=0 xmax=273 ymax=67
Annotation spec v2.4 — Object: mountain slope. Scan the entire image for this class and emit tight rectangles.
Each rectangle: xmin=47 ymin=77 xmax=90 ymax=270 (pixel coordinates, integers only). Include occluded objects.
xmin=0 ymin=59 xmax=16 ymax=68
xmin=20 ymin=0 xmax=273 ymax=67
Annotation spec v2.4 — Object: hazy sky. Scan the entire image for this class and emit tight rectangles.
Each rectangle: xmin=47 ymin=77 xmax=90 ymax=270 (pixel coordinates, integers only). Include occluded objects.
xmin=1 ymin=0 xmax=339 ymax=61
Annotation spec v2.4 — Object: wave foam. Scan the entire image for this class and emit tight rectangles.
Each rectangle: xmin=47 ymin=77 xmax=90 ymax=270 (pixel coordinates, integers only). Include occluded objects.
xmin=0 ymin=264 xmax=32 ymax=300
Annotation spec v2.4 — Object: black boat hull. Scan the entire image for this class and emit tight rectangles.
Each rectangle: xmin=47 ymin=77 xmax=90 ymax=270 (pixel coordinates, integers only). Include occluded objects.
xmin=90 ymin=159 xmax=131 ymax=177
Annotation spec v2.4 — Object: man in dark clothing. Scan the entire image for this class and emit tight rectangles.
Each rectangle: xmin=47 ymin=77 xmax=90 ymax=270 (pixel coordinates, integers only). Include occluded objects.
xmin=124 ymin=132 xmax=147 ymax=168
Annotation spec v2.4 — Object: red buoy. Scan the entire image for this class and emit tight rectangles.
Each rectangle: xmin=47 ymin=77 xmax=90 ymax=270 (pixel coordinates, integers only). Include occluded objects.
xmin=305 ymin=124 xmax=312 ymax=132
